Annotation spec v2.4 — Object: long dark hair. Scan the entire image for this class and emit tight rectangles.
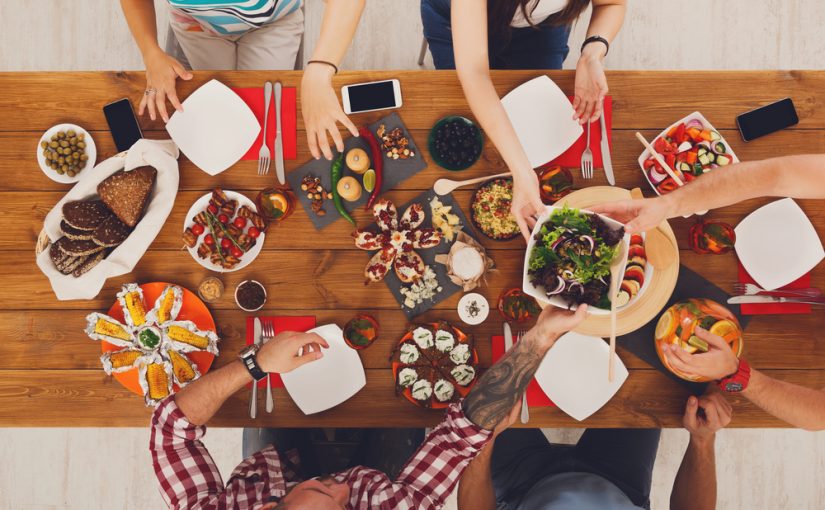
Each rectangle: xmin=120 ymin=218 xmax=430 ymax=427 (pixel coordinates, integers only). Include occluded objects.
xmin=488 ymin=0 xmax=591 ymax=38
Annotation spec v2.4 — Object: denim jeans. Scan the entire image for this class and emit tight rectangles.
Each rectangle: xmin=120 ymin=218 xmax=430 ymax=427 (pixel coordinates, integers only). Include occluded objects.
xmin=421 ymin=0 xmax=571 ymax=70
xmin=491 ymin=428 xmax=661 ymax=509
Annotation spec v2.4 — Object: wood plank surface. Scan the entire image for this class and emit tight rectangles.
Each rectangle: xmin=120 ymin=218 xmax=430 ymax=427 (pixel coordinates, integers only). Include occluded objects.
xmin=1 ymin=70 xmax=823 ymax=428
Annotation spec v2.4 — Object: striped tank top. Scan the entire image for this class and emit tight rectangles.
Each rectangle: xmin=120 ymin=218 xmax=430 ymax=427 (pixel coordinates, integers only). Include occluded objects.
xmin=168 ymin=0 xmax=303 ymax=35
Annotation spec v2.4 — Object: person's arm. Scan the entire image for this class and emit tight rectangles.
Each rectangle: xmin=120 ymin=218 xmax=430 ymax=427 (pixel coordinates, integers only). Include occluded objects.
xmin=572 ymin=0 xmax=626 ymax=123
xmin=120 ymin=0 xmax=192 ymax=122
xmin=301 ymin=0 xmax=364 ymax=160
xmin=663 ymin=328 xmax=825 ymax=431
xmin=451 ymin=0 xmax=542 ymax=240
xmin=456 ymin=440 xmax=497 ymax=510
xmin=670 ymin=388 xmax=732 ymax=510
xmin=590 ymin=154 xmax=825 ymax=233
xmin=150 ymin=331 xmax=327 ymax=507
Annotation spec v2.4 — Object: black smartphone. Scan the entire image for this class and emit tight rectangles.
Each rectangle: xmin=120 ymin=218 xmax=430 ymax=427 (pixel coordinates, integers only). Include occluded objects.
xmin=736 ymin=98 xmax=798 ymax=142
xmin=103 ymin=98 xmax=143 ymax=152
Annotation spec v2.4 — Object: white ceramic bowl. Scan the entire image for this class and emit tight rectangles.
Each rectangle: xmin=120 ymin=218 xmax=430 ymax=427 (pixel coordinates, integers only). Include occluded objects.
xmin=234 ymin=280 xmax=267 ymax=312
xmin=36 ymin=123 xmax=97 ymax=184
xmin=522 ymin=205 xmax=630 ymax=316
xmin=637 ymin=112 xmax=740 ymax=202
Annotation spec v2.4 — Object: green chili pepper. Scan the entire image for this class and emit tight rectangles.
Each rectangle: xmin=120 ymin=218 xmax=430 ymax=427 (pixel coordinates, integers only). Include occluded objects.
xmin=330 ymin=153 xmax=356 ymax=226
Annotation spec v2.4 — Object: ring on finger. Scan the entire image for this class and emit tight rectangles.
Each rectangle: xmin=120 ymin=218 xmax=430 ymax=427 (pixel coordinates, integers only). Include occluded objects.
xmin=145 ymin=87 xmax=157 ymax=96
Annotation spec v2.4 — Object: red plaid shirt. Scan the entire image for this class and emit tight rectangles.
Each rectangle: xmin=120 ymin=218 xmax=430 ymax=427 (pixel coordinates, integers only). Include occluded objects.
xmin=150 ymin=396 xmax=492 ymax=509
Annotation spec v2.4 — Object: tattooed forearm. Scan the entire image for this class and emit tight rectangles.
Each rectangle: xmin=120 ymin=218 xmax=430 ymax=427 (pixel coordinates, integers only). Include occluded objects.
xmin=463 ymin=334 xmax=546 ymax=430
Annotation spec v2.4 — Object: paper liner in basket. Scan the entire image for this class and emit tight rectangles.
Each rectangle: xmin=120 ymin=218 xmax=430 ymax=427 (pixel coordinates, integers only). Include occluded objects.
xmin=36 ymin=139 xmax=180 ymax=300
xmin=434 ymin=232 xmax=495 ymax=291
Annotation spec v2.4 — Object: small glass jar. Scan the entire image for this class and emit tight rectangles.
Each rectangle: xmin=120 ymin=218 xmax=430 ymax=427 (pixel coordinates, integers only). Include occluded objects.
xmin=197 ymin=276 xmax=224 ymax=303
xmin=538 ymin=165 xmax=574 ymax=204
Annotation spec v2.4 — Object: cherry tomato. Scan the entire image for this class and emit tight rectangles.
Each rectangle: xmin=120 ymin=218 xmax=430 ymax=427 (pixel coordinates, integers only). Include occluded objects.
xmin=204 ymin=234 xmax=214 ymax=246
xmin=247 ymin=227 xmax=261 ymax=239
xmin=191 ymin=224 xmax=205 ymax=236
xmin=233 ymin=217 xmax=247 ymax=229
xmin=207 ymin=204 xmax=218 ymax=215
xmin=230 ymin=246 xmax=243 ymax=258
xmin=220 ymin=238 xmax=232 ymax=249
xmin=218 ymin=213 xmax=229 ymax=224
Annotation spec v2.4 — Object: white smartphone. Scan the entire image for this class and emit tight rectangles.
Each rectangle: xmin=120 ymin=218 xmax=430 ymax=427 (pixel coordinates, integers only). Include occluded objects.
xmin=341 ymin=79 xmax=402 ymax=114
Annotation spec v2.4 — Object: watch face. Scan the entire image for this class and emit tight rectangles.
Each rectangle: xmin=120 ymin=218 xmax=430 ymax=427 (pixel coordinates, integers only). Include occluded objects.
xmin=239 ymin=344 xmax=258 ymax=358
xmin=725 ymin=382 xmax=743 ymax=393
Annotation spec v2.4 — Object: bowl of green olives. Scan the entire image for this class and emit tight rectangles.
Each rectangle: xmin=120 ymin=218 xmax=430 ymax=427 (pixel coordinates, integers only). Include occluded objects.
xmin=37 ymin=123 xmax=96 ymax=184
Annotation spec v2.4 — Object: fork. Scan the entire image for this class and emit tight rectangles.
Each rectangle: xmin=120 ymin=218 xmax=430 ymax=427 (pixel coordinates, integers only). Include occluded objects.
xmin=263 ymin=320 xmax=275 ymax=413
xmin=580 ymin=121 xmax=594 ymax=179
xmin=257 ymin=81 xmax=273 ymax=175
xmin=517 ymin=331 xmax=530 ymax=424
xmin=733 ymin=283 xmax=822 ymax=298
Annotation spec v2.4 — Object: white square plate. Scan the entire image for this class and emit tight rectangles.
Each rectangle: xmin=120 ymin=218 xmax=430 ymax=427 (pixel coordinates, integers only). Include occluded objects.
xmin=501 ymin=75 xmax=583 ymax=168
xmin=534 ymin=332 xmax=628 ymax=421
xmin=166 ymin=79 xmax=260 ymax=175
xmin=281 ymin=324 xmax=366 ymax=415
xmin=734 ymin=198 xmax=824 ymax=290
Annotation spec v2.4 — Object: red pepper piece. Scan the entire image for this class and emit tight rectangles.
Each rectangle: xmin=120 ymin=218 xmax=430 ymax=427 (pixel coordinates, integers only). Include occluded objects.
xmin=360 ymin=126 xmax=384 ymax=210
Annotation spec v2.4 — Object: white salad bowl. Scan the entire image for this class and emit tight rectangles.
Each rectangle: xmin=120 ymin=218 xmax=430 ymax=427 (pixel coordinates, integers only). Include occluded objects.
xmin=522 ymin=205 xmax=631 ymax=316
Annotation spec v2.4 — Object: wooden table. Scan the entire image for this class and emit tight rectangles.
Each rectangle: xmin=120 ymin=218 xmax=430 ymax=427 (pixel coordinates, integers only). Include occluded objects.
xmin=0 ymin=70 xmax=823 ymax=428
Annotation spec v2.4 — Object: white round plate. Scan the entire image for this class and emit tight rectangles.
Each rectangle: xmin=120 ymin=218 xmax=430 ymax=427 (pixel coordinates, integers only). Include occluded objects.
xmin=36 ymin=123 xmax=97 ymax=184
xmin=457 ymin=293 xmax=490 ymax=325
xmin=183 ymin=190 xmax=265 ymax=273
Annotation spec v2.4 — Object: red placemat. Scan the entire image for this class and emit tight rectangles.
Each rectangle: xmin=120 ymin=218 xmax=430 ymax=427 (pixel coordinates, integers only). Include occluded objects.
xmin=737 ymin=262 xmax=811 ymax=315
xmin=232 ymin=86 xmax=297 ymax=161
xmin=245 ymin=316 xmax=316 ymax=388
xmin=492 ymin=335 xmax=555 ymax=407
xmin=549 ymin=96 xmax=612 ymax=168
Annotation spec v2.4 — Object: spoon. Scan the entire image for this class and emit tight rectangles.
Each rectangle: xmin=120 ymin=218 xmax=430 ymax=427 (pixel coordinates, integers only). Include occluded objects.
xmin=433 ymin=172 xmax=511 ymax=196
xmin=629 ymin=188 xmax=677 ymax=269
xmin=608 ymin=238 xmax=626 ymax=382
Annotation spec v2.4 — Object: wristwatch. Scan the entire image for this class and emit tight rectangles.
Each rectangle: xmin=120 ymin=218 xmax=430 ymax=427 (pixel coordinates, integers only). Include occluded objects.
xmin=717 ymin=358 xmax=751 ymax=393
xmin=238 ymin=344 xmax=267 ymax=381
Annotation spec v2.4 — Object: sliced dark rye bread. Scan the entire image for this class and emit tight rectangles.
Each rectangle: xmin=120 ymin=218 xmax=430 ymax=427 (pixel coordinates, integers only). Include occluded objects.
xmin=97 ymin=166 xmax=157 ymax=228
xmin=72 ymin=250 xmax=106 ymax=277
xmin=60 ymin=220 xmax=94 ymax=241
xmin=92 ymin=215 xmax=132 ymax=247
xmin=57 ymin=237 xmax=105 ymax=257
xmin=62 ymin=200 xmax=113 ymax=231
xmin=50 ymin=240 xmax=89 ymax=275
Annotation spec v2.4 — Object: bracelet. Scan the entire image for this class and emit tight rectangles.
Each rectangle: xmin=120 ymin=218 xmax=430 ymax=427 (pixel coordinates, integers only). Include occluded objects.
xmin=581 ymin=35 xmax=609 ymax=57
xmin=307 ymin=59 xmax=339 ymax=74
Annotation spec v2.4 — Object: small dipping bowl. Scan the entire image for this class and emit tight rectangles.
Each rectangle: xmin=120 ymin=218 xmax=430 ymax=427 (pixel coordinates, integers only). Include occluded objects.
xmin=235 ymin=280 xmax=267 ymax=312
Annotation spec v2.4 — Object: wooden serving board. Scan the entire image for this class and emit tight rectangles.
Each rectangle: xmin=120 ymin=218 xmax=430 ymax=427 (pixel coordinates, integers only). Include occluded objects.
xmin=548 ymin=186 xmax=679 ymax=337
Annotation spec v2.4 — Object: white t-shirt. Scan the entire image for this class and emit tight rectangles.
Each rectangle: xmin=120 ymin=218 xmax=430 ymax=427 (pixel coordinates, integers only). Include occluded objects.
xmin=511 ymin=0 xmax=568 ymax=28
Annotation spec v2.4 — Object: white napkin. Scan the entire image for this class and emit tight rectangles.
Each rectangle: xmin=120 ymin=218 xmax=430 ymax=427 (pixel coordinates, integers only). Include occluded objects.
xmin=36 ymin=139 xmax=180 ymax=300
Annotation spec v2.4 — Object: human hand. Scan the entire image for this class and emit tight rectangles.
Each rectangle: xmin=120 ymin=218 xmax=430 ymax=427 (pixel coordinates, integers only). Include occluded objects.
xmin=572 ymin=48 xmax=608 ymax=123
xmin=524 ymin=304 xmax=589 ymax=352
xmin=256 ymin=331 xmax=330 ymax=374
xmin=683 ymin=386 xmax=732 ymax=444
xmin=140 ymin=48 xmax=192 ymax=122
xmin=301 ymin=63 xmax=358 ymax=160
xmin=663 ymin=327 xmax=740 ymax=381
xmin=588 ymin=197 xmax=672 ymax=234
xmin=511 ymin=171 xmax=545 ymax=241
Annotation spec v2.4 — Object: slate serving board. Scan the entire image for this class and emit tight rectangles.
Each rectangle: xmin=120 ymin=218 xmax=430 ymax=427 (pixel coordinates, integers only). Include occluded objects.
xmin=360 ymin=189 xmax=479 ymax=319
xmin=618 ymin=265 xmax=752 ymax=394
xmin=286 ymin=112 xmax=427 ymax=230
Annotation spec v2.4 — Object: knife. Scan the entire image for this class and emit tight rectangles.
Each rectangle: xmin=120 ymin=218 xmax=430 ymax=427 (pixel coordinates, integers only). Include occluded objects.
xmin=517 ymin=331 xmax=530 ymax=424
xmin=599 ymin=102 xmax=615 ymax=186
xmin=274 ymin=81 xmax=285 ymax=185
xmin=250 ymin=317 xmax=263 ymax=419
xmin=728 ymin=295 xmax=825 ymax=305
xmin=503 ymin=322 xmax=513 ymax=353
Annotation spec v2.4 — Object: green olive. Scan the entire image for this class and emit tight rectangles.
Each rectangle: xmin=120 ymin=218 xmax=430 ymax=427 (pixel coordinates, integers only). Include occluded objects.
xmin=40 ymin=141 xmax=47 ymax=149
xmin=67 ymin=130 xmax=76 ymax=137
xmin=49 ymin=141 xmax=58 ymax=148
xmin=80 ymin=154 xmax=88 ymax=161
xmin=77 ymin=141 xmax=86 ymax=149
xmin=77 ymin=133 xmax=85 ymax=140
xmin=57 ymin=131 xmax=65 ymax=139
xmin=72 ymin=152 xmax=79 ymax=159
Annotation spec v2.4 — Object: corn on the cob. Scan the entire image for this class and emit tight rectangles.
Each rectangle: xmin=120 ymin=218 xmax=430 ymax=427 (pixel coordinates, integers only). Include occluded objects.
xmin=95 ymin=318 xmax=131 ymax=341
xmin=168 ymin=350 xmax=196 ymax=383
xmin=166 ymin=326 xmax=209 ymax=349
xmin=124 ymin=292 xmax=146 ymax=326
xmin=110 ymin=350 xmax=142 ymax=369
xmin=146 ymin=363 xmax=170 ymax=400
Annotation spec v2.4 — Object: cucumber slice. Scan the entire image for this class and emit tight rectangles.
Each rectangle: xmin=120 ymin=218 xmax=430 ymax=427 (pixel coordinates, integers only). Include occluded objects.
xmin=688 ymin=335 xmax=709 ymax=353
xmin=716 ymin=155 xmax=732 ymax=166
xmin=698 ymin=154 xmax=710 ymax=166
xmin=710 ymin=130 xmax=722 ymax=141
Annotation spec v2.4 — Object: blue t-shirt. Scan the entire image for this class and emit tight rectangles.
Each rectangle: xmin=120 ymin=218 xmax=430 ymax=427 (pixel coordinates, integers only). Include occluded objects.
xmin=515 ymin=472 xmax=642 ymax=510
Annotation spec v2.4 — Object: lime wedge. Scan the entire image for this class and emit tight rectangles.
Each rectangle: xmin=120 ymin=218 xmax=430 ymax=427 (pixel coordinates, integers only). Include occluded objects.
xmin=687 ymin=335 xmax=708 ymax=353
xmin=363 ymin=169 xmax=376 ymax=192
